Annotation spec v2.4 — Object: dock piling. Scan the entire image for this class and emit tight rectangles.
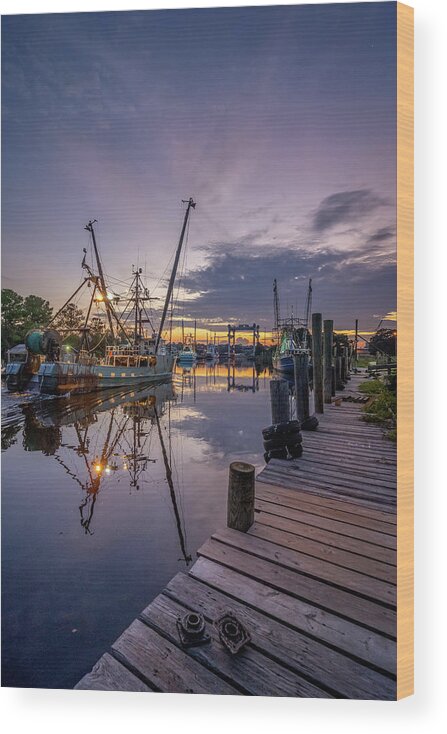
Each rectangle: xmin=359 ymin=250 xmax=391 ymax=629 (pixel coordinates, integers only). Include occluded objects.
xmin=270 ymin=378 xmax=290 ymax=425
xmin=312 ymin=313 xmax=324 ymax=414
xmin=293 ymin=353 xmax=310 ymax=423
xmin=227 ymin=461 xmax=255 ymax=532
xmin=323 ymin=319 xmax=333 ymax=404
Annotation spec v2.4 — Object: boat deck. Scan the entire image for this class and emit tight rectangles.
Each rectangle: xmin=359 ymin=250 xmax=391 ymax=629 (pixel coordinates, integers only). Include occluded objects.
xmin=76 ymin=373 xmax=397 ymax=698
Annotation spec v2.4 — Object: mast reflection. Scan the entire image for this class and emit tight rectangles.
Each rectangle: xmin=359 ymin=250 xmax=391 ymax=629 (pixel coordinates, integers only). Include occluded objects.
xmin=18 ymin=381 xmax=191 ymax=564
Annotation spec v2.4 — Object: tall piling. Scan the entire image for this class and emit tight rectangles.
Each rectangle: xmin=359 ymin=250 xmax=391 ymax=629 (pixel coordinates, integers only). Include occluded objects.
xmin=293 ymin=353 xmax=310 ymax=423
xmin=323 ymin=319 xmax=333 ymax=404
xmin=312 ymin=313 xmax=324 ymax=414
xmin=270 ymin=378 xmax=290 ymax=425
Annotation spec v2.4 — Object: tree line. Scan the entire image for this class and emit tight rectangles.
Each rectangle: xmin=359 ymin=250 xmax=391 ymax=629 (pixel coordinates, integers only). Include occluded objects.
xmin=1 ymin=288 xmax=107 ymax=360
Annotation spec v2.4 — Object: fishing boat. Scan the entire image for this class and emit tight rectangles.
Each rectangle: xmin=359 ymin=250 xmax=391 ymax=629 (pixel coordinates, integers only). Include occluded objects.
xmin=204 ymin=342 xmax=218 ymax=360
xmin=272 ymin=278 xmax=312 ymax=375
xmin=177 ymin=344 xmax=197 ymax=365
xmin=5 ymin=198 xmax=196 ymax=395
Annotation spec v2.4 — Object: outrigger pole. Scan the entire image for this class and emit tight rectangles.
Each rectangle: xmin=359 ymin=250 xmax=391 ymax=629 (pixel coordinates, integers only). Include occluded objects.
xmin=85 ymin=220 xmax=115 ymax=339
xmin=155 ymin=197 xmax=196 ymax=354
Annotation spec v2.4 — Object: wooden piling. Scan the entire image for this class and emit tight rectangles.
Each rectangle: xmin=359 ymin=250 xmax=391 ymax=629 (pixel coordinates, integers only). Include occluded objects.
xmin=293 ymin=353 xmax=310 ymax=423
xmin=323 ymin=319 xmax=333 ymax=404
xmin=335 ymin=355 xmax=344 ymax=390
xmin=312 ymin=313 xmax=324 ymax=414
xmin=227 ymin=461 xmax=255 ymax=532
xmin=270 ymin=378 xmax=290 ymax=425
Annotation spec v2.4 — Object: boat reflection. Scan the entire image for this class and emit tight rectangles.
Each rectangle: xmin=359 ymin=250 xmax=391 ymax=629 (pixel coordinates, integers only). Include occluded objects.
xmin=17 ymin=381 xmax=192 ymax=562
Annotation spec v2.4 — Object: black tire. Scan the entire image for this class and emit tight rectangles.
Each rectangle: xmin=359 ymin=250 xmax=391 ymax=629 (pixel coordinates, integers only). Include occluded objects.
xmin=268 ymin=446 xmax=288 ymax=460
xmin=263 ymin=432 xmax=302 ymax=451
xmin=262 ymin=420 xmax=301 ymax=440
xmin=287 ymin=443 xmax=303 ymax=458
xmin=300 ymin=415 xmax=319 ymax=431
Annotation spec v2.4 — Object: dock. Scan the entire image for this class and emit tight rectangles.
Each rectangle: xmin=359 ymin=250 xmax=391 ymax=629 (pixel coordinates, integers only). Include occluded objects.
xmin=75 ymin=372 xmax=396 ymax=698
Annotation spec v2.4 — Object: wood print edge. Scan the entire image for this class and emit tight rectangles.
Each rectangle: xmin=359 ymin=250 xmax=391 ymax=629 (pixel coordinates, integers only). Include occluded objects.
xmin=396 ymin=0 xmax=414 ymax=700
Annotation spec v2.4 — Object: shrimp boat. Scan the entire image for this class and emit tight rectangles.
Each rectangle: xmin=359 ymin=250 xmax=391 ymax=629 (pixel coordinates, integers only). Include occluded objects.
xmin=5 ymin=198 xmax=196 ymax=395
xmin=272 ymin=278 xmax=312 ymax=375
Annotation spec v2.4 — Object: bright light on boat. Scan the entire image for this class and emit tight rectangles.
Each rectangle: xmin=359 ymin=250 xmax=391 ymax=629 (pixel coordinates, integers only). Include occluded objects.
xmin=95 ymin=293 xmax=104 ymax=302
xmin=105 ymin=466 xmax=111 ymax=475
xmin=94 ymin=464 xmax=102 ymax=473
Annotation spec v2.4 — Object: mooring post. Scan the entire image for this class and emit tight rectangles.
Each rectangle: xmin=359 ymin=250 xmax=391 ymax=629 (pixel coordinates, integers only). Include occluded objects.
xmin=312 ymin=313 xmax=324 ymax=414
xmin=335 ymin=354 xmax=344 ymax=390
xmin=293 ymin=353 xmax=309 ymax=423
xmin=341 ymin=345 xmax=348 ymax=383
xmin=270 ymin=378 xmax=290 ymax=424
xmin=323 ymin=319 xmax=333 ymax=404
xmin=227 ymin=461 xmax=255 ymax=532
xmin=331 ymin=365 xmax=336 ymax=397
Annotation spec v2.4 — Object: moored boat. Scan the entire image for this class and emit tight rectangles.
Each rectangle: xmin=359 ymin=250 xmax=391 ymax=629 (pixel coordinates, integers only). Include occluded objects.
xmin=6 ymin=198 xmax=196 ymax=395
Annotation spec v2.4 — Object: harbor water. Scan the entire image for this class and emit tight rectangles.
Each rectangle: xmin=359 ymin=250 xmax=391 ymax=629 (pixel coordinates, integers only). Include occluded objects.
xmin=1 ymin=361 xmax=272 ymax=689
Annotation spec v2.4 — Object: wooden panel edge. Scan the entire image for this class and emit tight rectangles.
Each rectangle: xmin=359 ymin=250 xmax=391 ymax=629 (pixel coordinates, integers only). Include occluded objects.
xmin=396 ymin=1 xmax=414 ymax=700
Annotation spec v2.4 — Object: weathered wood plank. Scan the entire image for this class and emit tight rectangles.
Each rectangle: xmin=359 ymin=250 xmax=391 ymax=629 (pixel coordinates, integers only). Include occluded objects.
xmin=165 ymin=573 xmax=396 ymax=700
xmin=260 ymin=463 xmax=396 ymax=495
xmin=248 ymin=521 xmax=396 ymax=583
xmin=190 ymin=557 xmax=396 ymax=673
xmin=257 ymin=486 xmax=396 ymax=534
xmin=257 ymin=472 xmax=396 ymax=509
xmin=197 ymin=539 xmax=396 ymax=636
xmin=112 ymin=619 xmax=239 ymax=694
xmin=256 ymin=500 xmax=397 ymax=549
xmin=255 ymin=510 xmax=396 ymax=565
xmin=74 ymin=653 xmax=153 ymax=692
xmin=257 ymin=481 xmax=397 ymax=524
xmin=140 ymin=592 xmax=331 ymax=698
xmin=212 ymin=528 xmax=396 ymax=605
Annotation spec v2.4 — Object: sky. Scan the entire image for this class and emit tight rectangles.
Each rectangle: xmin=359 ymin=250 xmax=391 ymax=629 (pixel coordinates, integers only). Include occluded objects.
xmin=1 ymin=2 xmax=397 ymax=336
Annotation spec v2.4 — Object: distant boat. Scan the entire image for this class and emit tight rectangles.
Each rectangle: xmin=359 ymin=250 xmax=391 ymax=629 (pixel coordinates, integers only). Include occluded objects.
xmin=5 ymin=198 xmax=197 ymax=395
xmin=204 ymin=344 xmax=217 ymax=360
xmin=178 ymin=345 xmax=197 ymax=364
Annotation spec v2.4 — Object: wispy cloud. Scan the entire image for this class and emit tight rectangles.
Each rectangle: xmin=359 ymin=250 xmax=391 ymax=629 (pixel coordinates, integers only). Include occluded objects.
xmin=312 ymin=189 xmax=388 ymax=232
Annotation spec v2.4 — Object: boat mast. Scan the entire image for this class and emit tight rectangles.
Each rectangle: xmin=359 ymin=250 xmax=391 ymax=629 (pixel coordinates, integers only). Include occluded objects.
xmin=273 ymin=278 xmax=281 ymax=340
xmin=85 ymin=220 xmax=115 ymax=339
xmin=155 ymin=198 xmax=196 ymax=353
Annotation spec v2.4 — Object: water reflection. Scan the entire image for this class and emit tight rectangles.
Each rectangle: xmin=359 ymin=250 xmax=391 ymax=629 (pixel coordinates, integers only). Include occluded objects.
xmin=1 ymin=363 xmax=272 ymax=689
xmin=7 ymin=381 xmax=191 ymax=562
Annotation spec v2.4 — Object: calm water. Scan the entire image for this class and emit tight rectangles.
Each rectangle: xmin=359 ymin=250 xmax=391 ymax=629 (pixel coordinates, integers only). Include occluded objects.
xmin=1 ymin=361 xmax=272 ymax=689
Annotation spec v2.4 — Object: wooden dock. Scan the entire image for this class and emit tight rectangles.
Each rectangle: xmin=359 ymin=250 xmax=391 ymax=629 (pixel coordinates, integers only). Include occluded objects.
xmin=76 ymin=373 xmax=396 ymax=699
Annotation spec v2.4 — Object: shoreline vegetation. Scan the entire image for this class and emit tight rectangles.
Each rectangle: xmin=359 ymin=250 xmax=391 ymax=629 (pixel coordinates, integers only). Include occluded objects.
xmin=359 ymin=375 xmax=397 ymax=441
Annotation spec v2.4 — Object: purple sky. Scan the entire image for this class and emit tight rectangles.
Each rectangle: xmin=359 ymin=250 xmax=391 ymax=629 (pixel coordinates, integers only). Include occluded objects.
xmin=2 ymin=3 xmax=397 ymax=333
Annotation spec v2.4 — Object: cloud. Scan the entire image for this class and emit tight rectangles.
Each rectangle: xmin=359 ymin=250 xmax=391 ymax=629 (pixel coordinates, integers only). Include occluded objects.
xmin=312 ymin=189 xmax=388 ymax=232
xmin=366 ymin=226 xmax=395 ymax=244
xmin=165 ymin=239 xmax=396 ymax=331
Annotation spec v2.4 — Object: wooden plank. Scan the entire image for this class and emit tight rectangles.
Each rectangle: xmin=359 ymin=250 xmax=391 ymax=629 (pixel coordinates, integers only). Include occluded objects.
xmin=111 ymin=618 xmax=239 ymax=694
xmin=190 ymin=557 xmax=396 ymax=674
xmin=260 ymin=462 xmax=396 ymax=493
xmin=140 ymin=592 xmax=331 ymax=698
xmin=197 ymin=539 xmax=396 ymax=636
xmin=255 ymin=510 xmax=396 ymax=565
xmin=256 ymin=500 xmax=397 ymax=549
xmin=298 ymin=447 xmax=397 ymax=478
xmin=257 ymin=486 xmax=396 ymax=534
xmin=165 ymin=573 xmax=396 ymax=700
xmin=74 ymin=653 xmax=153 ymax=692
xmin=257 ymin=472 xmax=396 ymax=510
xmin=213 ymin=528 xmax=396 ymax=605
xmin=248 ymin=521 xmax=396 ymax=584
xmin=257 ymin=481 xmax=397 ymax=524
